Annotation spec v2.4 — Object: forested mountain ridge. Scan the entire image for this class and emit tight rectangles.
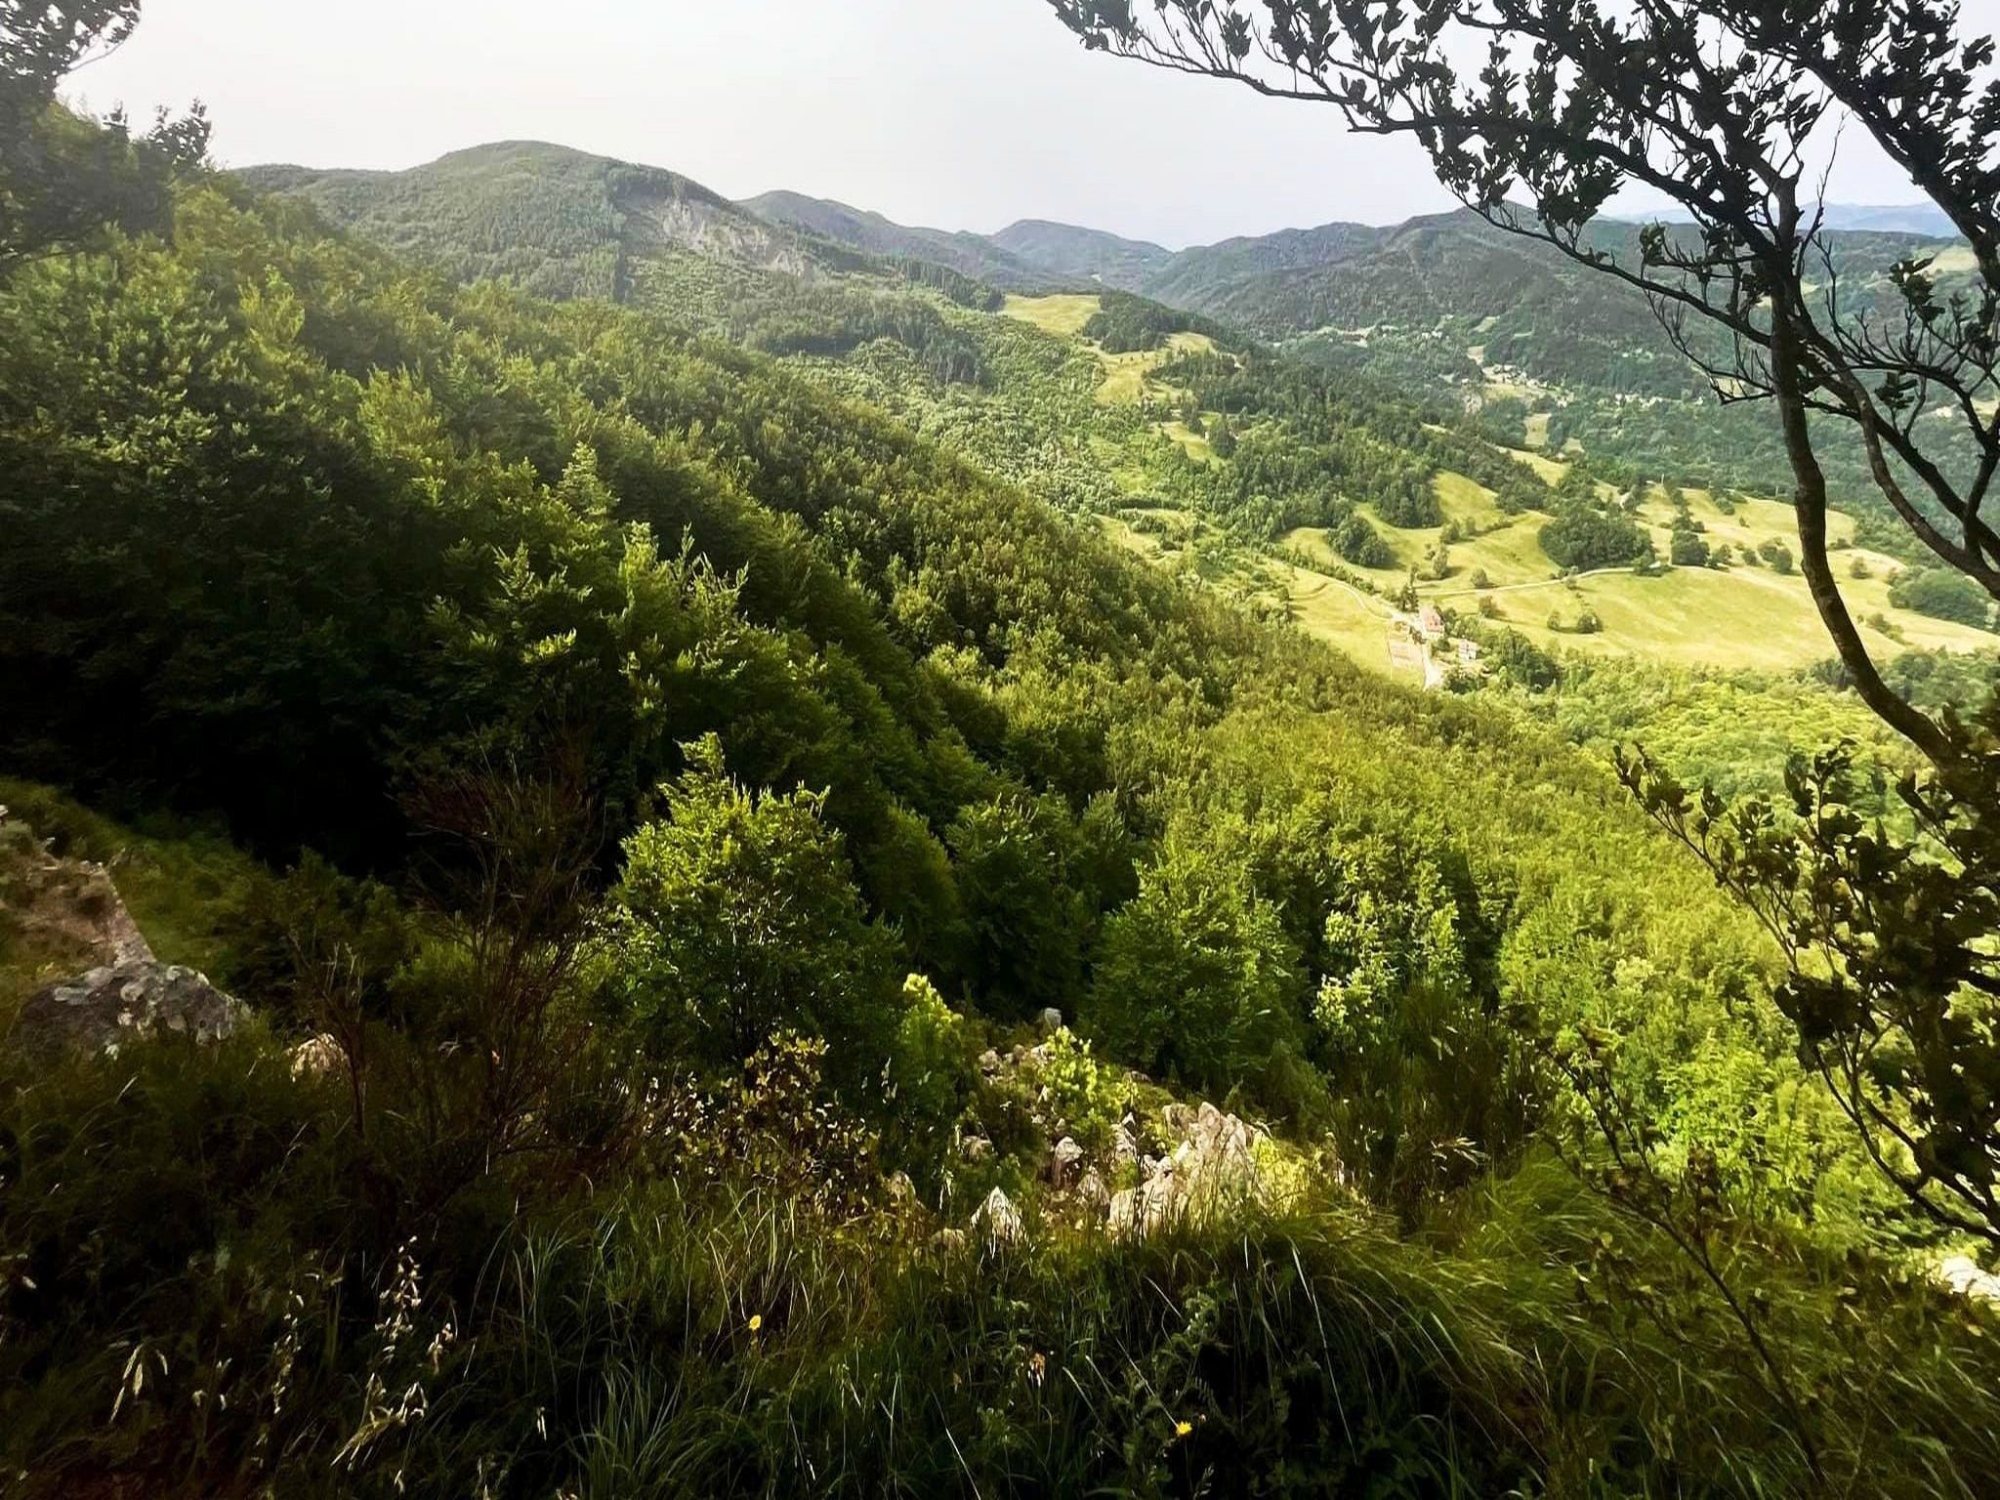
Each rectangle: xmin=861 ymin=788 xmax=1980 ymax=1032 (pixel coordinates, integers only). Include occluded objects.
xmin=237 ymin=138 xmax=1996 ymax=675
xmin=238 ymin=141 xmax=999 ymax=306
xmin=741 ymin=189 xmax=1060 ymax=290
xmin=988 ymin=216 xmax=1177 ymax=284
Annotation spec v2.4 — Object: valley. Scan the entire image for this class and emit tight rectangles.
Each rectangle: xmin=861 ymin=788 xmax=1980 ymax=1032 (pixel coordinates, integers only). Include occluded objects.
xmin=243 ymin=141 xmax=1995 ymax=708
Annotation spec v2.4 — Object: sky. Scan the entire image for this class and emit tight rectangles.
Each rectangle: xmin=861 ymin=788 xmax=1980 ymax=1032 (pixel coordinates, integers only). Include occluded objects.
xmin=64 ymin=0 xmax=1963 ymax=250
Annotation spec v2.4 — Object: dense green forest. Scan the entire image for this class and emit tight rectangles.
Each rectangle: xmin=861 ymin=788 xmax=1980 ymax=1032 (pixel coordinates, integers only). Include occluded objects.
xmin=5 ymin=11 xmax=2000 ymax=1488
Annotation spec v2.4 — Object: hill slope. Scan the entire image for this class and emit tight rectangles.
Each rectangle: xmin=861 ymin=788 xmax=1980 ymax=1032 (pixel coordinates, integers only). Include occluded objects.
xmin=741 ymin=189 xmax=1056 ymax=290
xmin=989 ymin=217 xmax=1175 ymax=285
xmin=238 ymin=140 xmax=838 ymax=301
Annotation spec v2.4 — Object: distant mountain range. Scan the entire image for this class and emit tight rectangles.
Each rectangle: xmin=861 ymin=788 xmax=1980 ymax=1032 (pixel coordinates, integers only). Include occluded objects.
xmin=242 ymin=141 xmax=1963 ymax=331
xmin=238 ymin=140 xmax=1967 ymax=421
xmin=1603 ymin=201 xmax=1958 ymax=237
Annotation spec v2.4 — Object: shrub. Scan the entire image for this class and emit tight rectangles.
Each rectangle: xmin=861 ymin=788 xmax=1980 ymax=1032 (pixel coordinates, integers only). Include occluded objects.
xmin=613 ymin=736 xmax=898 ymax=1091
xmin=1669 ymin=527 xmax=1710 ymax=568
xmin=1540 ymin=506 xmax=1652 ymax=570
xmin=1332 ymin=513 xmax=1397 ymax=569
xmin=1034 ymin=1026 xmax=1129 ymax=1152
xmin=1888 ymin=566 xmax=1992 ymax=628
xmin=883 ymin=975 xmax=979 ymax=1177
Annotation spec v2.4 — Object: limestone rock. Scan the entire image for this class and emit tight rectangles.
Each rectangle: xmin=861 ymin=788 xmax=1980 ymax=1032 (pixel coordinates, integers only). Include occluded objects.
xmin=1077 ymin=1166 xmax=1108 ymax=1207
xmin=1050 ymin=1134 xmax=1084 ymax=1188
xmin=1105 ymin=1100 xmax=1271 ymax=1240
xmin=14 ymin=960 xmax=246 ymax=1060
xmin=0 ymin=810 xmax=155 ymax=972
xmin=288 ymin=1032 xmax=347 ymax=1080
xmin=1938 ymin=1254 xmax=2000 ymax=1307
xmin=972 ymin=1186 xmax=1024 ymax=1250
xmin=1112 ymin=1118 xmax=1141 ymax=1167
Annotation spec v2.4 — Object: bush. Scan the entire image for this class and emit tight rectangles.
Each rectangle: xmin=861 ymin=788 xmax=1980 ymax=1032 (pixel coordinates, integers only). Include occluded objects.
xmin=1332 ymin=513 xmax=1397 ymax=569
xmin=613 ymin=737 xmax=898 ymax=1091
xmin=1888 ymin=566 xmax=1993 ymax=628
xmin=883 ymin=975 xmax=979 ymax=1178
xmin=1034 ymin=1026 xmax=1129 ymax=1151
xmin=1757 ymin=538 xmax=1795 ymax=574
xmin=1540 ymin=506 xmax=1652 ymax=570
xmin=1669 ymin=527 xmax=1710 ymax=568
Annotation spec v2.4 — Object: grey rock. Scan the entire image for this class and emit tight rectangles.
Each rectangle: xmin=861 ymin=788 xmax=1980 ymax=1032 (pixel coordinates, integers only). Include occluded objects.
xmin=1105 ymin=1100 xmax=1271 ymax=1240
xmin=289 ymin=1032 xmax=347 ymax=1080
xmin=1938 ymin=1255 xmax=2000 ymax=1307
xmin=14 ymin=960 xmax=246 ymax=1060
xmin=1037 ymin=1007 xmax=1064 ymax=1035
xmin=1078 ymin=1166 xmax=1109 ymax=1207
xmin=1050 ymin=1134 xmax=1084 ymax=1188
xmin=973 ymin=1185 xmax=1024 ymax=1250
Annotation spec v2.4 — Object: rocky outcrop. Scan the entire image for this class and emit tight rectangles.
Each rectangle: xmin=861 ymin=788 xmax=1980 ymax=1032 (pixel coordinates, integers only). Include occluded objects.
xmin=15 ymin=960 xmax=246 ymax=1059
xmin=972 ymin=1186 xmax=1024 ymax=1251
xmin=1106 ymin=1102 xmax=1271 ymax=1241
xmin=1937 ymin=1255 xmax=2000 ymax=1308
xmin=0 ymin=805 xmax=155 ymax=971
xmin=2 ymin=804 xmax=245 ymax=1061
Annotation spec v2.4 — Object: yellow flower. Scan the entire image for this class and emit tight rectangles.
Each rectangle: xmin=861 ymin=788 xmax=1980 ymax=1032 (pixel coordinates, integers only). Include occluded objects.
xmin=1174 ymin=1420 xmax=1193 ymax=1438
xmin=748 ymin=1314 xmax=763 ymax=1333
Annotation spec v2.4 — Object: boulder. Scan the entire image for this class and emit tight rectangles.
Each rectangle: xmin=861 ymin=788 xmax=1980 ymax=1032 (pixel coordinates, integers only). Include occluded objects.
xmin=1036 ymin=1007 xmax=1064 ymax=1035
xmin=1050 ymin=1134 xmax=1084 ymax=1188
xmin=13 ymin=960 xmax=246 ymax=1060
xmin=289 ymin=1031 xmax=347 ymax=1080
xmin=1938 ymin=1254 xmax=2000 ymax=1307
xmin=972 ymin=1186 xmax=1024 ymax=1251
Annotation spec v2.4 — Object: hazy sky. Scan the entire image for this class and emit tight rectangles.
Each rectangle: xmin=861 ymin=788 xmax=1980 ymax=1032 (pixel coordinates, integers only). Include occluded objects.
xmin=66 ymin=0 xmax=1962 ymax=249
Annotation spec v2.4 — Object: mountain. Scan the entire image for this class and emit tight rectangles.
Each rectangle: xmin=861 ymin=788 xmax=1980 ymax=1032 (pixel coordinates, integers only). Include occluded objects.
xmin=239 ymin=141 xmax=906 ymax=303
xmin=740 ymin=189 xmax=1056 ymax=290
xmin=1605 ymin=200 xmax=1959 ymax=237
xmin=989 ymin=218 xmax=1175 ymax=286
xmin=1820 ymin=202 xmax=1960 ymax=236
xmin=237 ymin=137 xmax=1972 ymax=523
xmin=1140 ymin=220 xmax=1385 ymax=306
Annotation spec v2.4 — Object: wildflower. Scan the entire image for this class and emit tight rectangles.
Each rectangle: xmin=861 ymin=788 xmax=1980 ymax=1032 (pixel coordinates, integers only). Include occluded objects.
xmin=748 ymin=1313 xmax=763 ymax=1334
xmin=1174 ymin=1420 xmax=1193 ymax=1439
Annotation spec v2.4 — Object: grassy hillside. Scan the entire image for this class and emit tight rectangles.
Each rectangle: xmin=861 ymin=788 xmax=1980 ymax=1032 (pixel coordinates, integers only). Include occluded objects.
xmin=1272 ymin=476 xmax=1994 ymax=672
